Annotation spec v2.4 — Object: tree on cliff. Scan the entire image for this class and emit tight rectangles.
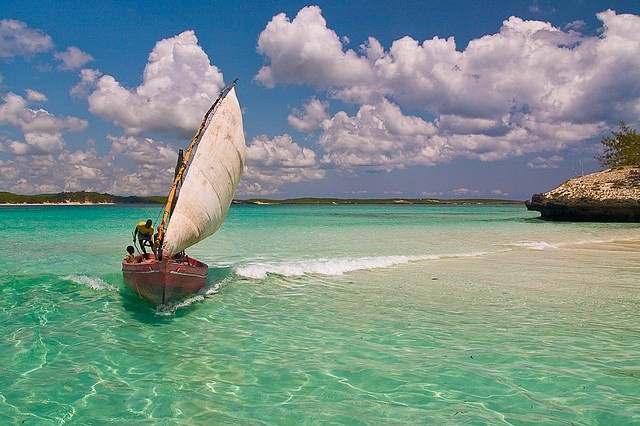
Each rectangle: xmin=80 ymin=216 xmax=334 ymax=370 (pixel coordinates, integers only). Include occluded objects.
xmin=596 ymin=122 xmax=640 ymax=168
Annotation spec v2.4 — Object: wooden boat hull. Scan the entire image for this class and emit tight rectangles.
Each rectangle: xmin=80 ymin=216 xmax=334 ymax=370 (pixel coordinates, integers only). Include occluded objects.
xmin=122 ymin=254 xmax=208 ymax=305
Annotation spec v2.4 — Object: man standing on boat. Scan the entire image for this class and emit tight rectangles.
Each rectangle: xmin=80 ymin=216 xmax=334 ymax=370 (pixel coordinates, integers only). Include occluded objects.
xmin=134 ymin=219 xmax=157 ymax=259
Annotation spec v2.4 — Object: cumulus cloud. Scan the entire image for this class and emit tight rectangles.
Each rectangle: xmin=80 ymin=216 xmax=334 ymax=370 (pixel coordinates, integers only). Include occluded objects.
xmin=0 ymin=90 xmax=132 ymax=195
xmin=0 ymin=29 xmax=250 ymax=196
xmin=86 ymin=30 xmax=224 ymax=136
xmin=5 ymin=8 xmax=640 ymax=198
xmin=241 ymin=134 xmax=325 ymax=195
xmin=0 ymin=28 xmax=229 ymax=195
xmin=0 ymin=139 xmax=113 ymax=193
xmin=70 ymin=68 xmax=102 ymax=97
xmin=0 ymin=19 xmax=53 ymax=58
xmin=0 ymin=92 xmax=87 ymax=155
xmin=256 ymin=7 xmax=640 ymax=173
xmin=318 ymin=99 xmax=441 ymax=170
xmin=564 ymin=20 xmax=585 ymax=31
xmin=0 ymin=132 xmax=181 ymax=196
xmin=0 ymin=155 xmax=61 ymax=194
xmin=105 ymin=135 xmax=179 ymax=195
xmin=288 ymin=97 xmax=329 ymax=132
xmin=255 ymin=6 xmax=373 ymax=89
xmin=25 ymin=89 xmax=47 ymax=102
xmin=54 ymin=46 xmax=94 ymax=70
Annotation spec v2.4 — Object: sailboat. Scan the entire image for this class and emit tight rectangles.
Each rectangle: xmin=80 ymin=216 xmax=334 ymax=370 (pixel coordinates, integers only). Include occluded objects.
xmin=122 ymin=80 xmax=245 ymax=305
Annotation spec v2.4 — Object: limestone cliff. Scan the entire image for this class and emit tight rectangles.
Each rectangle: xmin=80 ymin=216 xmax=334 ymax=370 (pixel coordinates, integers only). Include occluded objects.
xmin=525 ymin=167 xmax=640 ymax=221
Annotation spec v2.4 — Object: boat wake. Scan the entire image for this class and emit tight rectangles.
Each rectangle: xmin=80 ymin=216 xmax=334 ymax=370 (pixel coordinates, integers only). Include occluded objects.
xmin=154 ymin=280 xmax=228 ymax=316
xmin=155 ymin=294 xmax=205 ymax=316
xmin=235 ymin=252 xmax=487 ymax=279
xmin=63 ymin=275 xmax=118 ymax=291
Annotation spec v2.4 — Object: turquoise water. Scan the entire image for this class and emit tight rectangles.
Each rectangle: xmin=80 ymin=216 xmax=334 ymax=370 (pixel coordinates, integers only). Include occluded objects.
xmin=1 ymin=204 xmax=639 ymax=424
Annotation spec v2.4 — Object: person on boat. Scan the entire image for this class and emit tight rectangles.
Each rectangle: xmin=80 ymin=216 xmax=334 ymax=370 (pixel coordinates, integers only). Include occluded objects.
xmin=123 ymin=245 xmax=135 ymax=263
xmin=171 ymin=250 xmax=189 ymax=263
xmin=134 ymin=219 xmax=157 ymax=258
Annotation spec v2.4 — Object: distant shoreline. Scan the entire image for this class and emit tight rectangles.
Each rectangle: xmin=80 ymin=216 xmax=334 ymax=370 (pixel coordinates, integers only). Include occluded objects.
xmin=233 ymin=198 xmax=524 ymax=205
xmin=0 ymin=196 xmax=525 ymax=206
xmin=0 ymin=202 xmax=117 ymax=206
xmin=0 ymin=191 xmax=164 ymax=205
xmin=0 ymin=190 xmax=524 ymax=206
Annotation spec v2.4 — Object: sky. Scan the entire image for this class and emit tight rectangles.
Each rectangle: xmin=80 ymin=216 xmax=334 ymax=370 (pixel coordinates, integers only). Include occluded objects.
xmin=1 ymin=1 xmax=639 ymax=200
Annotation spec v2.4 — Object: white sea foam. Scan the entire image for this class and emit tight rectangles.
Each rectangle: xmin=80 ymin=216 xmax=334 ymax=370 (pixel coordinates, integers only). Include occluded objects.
xmin=506 ymin=241 xmax=558 ymax=250
xmin=156 ymin=294 xmax=205 ymax=316
xmin=569 ymin=236 xmax=640 ymax=246
xmin=154 ymin=282 xmax=226 ymax=315
xmin=235 ymin=252 xmax=487 ymax=279
xmin=203 ymin=282 xmax=224 ymax=295
xmin=63 ymin=275 xmax=118 ymax=291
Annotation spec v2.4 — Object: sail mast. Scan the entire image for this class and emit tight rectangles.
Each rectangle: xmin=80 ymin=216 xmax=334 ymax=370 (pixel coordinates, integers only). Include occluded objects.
xmin=156 ymin=79 xmax=239 ymax=254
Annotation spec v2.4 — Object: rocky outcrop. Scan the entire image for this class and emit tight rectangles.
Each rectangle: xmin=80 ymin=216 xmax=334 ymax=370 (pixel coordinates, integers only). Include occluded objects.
xmin=525 ymin=167 xmax=640 ymax=222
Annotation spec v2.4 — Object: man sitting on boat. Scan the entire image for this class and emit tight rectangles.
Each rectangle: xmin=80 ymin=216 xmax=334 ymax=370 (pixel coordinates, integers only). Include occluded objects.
xmin=134 ymin=219 xmax=157 ymax=259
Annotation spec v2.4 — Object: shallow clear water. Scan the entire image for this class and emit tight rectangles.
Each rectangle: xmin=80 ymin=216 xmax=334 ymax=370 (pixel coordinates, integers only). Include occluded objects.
xmin=0 ymin=204 xmax=639 ymax=424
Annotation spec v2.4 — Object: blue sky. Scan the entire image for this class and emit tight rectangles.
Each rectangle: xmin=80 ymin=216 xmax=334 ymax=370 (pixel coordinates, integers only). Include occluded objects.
xmin=1 ymin=1 xmax=639 ymax=199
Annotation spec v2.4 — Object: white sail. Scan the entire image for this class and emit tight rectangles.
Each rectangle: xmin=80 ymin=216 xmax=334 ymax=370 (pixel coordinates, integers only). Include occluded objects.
xmin=162 ymin=87 xmax=245 ymax=256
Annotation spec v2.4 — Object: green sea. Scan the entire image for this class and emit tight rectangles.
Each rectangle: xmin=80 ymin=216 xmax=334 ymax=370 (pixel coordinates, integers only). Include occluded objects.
xmin=1 ymin=204 xmax=639 ymax=425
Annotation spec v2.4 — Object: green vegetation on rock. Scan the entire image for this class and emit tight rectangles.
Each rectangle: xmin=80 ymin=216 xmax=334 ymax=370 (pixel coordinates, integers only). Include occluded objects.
xmin=597 ymin=122 xmax=640 ymax=168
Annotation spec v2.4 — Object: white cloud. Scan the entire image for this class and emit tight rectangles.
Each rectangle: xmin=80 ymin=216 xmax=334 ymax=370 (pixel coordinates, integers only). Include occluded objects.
xmin=241 ymin=134 xmax=325 ymax=195
xmin=0 ymin=155 xmax=60 ymax=193
xmin=256 ymin=8 xmax=640 ymax=173
xmin=0 ymin=148 xmax=110 ymax=194
xmin=0 ymin=30 xmax=232 ymax=196
xmin=564 ymin=20 xmax=585 ymax=31
xmin=54 ymin=46 xmax=94 ymax=70
xmin=0 ymin=131 xmax=181 ymax=196
xmin=318 ymin=99 xmax=442 ymax=170
xmin=86 ymin=30 xmax=224 ymax=136
xmin=452 ymin=187 xmax=481 ymax=196
xmin=56 ymin=145 xmax=111 ymax=192
xmin=108 ymin=134 xmax=177 ymax=167
xmin=105 ymin=135 xmax=179 ymax=196
xmin=255 ymin=6 xmax=373 ymax=89
xmin=0 ymin=89 xmax=180 ymax=196
xmin=70 ymin=68 xmax=102 ymax=97
xmin=527 ymin=155 xmax=564 ymax=169
xmin=0 ymin=92 xmax=87 ymax=154
xmin=5 ymin=8 xmax=640 ymax=198
xmin=528 ymin=1 xmax=556 ymax=15
xmin=25 ymin=89 xmax=47 ymax=102
xmin=288 ymin=97 xmax=329 ymax=132
xmin=0 ymin=19 xmax=53 ymax=58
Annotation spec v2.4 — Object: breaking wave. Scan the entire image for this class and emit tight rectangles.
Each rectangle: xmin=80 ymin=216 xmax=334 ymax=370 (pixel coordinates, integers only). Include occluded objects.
xmin=505 ymin=240 xmax=558 ymax=250
xmin=235 ymin=252 xmax=487 ymax=279
xmin=63 ymin=274 xmax=118 ymax=291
